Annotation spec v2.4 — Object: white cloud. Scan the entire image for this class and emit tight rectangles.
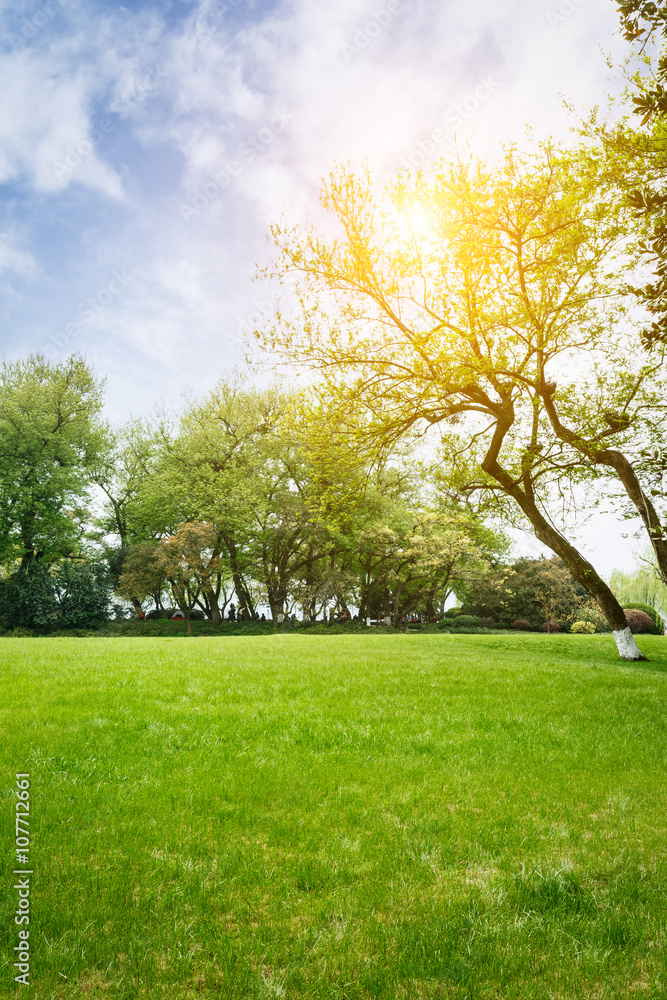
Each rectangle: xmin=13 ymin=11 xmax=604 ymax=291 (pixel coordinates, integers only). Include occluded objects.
xmin=0 ymin=230 xmax=36 ymax=276
xmin=0 ymin=48 xmax=123 ymax=196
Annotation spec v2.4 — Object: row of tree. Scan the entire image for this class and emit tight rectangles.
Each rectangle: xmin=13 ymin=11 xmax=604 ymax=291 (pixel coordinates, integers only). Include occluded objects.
xmin=0 ymin=353 xmax=661 ymax=636
xmin=0 ymin=357 xmax=509 ymax=628
xmin=250 ymin=4 xmax=667 ymax=658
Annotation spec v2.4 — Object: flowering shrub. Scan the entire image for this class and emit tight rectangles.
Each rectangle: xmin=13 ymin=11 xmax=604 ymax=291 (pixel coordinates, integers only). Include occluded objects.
xmin=512 ymin=619 xmax=531 ymax=630
xmin=541 ymin=622 xmax=560 ymax=633
xmin=622 ymin=603 xmax=664 ymax=635
xmin=571 ymin=620 xmax=596 ymax=634
xmin=623 ymin=609 xmax=653 ymax=634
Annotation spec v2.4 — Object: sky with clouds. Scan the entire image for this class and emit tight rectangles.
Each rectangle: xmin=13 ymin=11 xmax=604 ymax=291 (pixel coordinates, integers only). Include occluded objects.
xmin=0 ymin=0 xmax=645 ymax=570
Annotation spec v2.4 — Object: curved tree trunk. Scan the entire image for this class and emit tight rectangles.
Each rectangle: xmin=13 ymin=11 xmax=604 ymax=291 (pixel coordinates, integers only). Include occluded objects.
xmin=482 ymin=414 xmax=647 ymax=660
xmin=541 ymin=390 xmax=667 ymax=587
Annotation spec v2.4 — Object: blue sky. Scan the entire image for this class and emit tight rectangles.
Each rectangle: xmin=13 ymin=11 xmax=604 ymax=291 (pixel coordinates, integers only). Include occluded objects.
xmin=0 ymin=0 xmax=641 ymax=569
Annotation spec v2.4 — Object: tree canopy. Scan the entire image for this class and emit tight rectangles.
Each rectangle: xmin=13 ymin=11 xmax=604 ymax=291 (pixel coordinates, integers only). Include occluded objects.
xmin=260 ymin=141 xmax=664 ymax=657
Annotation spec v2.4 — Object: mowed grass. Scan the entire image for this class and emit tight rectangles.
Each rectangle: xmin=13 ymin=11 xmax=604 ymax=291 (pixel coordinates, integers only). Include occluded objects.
xmin=1 ymin=634 xmax=667 ymax=999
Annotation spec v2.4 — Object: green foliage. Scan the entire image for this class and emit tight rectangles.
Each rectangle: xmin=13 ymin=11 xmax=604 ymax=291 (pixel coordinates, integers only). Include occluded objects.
xmin=0 ymin=559 xmax=112 ymax=630
xmin=609 ymin=555 xmax=667 ymax=617
xmin=623 ymin=601 xmax=665 ymax=635
xmin=614 ymin=2 xmax=667 ymax=346
xmin=52 ymin=561 xmax=113 ymax=627
xmin=0 ymin=354 xmax=104 ymax=568
xmin=571 ymin=621 xmax=596 ymax=634
xmin=461 ymin=557 xmax=587 ymax=627
xmin=624 ymin=608 xmax=654 ymax=633
xmin=0 ymin=565 xmax=59 ymax=629
xmin=450 ymin=614 xmax=480 ymax=627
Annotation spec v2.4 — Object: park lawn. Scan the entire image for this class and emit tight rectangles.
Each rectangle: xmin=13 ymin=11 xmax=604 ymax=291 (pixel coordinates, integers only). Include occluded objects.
xmin=1 ymin=634 xmax=667 ymax=999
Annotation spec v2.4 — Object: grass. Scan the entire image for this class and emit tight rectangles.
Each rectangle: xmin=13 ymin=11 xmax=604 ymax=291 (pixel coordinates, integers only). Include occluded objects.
xmin=1 ymin=632 xmax=667 ymax=998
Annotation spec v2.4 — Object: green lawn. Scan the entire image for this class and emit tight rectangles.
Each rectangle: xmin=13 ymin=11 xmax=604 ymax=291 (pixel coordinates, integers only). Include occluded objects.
xmin=1 ymin=633 xmax=667 ymax=999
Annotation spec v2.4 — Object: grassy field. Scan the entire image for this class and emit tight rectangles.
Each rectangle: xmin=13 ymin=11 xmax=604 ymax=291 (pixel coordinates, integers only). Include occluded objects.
xmin=1 ymin=633 xmax=667 ymax=999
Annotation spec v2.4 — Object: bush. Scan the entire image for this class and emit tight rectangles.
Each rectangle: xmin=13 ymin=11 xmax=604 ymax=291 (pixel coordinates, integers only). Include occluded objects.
xmin=570 ymin=620 xmax=596 ymax=634
xmin=623 ymin=603 xmax=664 ymax=636
xmin=623 ymin=608 xmax=653 ymax=634
xmin=444 ymin=608 xmax=461 ymax=618
xmin=0 ymin=560 xmax=113 ymax=631
xmin=479 ymin=617 xmax=495 ymax=628
xmin=450 ymin=614 xmax=480 ymax=627
xmin=512 ymin=619 xmax=531 ymax=630
xmin=542 ymin=621 xmax=560 ymax=633
xmin=0 ymin=566 xmax=59 ymax=629
xmin=566 ymin=602 xmax=608 ymax=633
xmin=53 ymin=562 xmax=113 ymax=627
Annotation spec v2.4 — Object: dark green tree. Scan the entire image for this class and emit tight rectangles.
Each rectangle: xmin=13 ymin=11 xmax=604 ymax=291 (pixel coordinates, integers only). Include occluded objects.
xmin=0 ymin=354 xmax=105 ymax=570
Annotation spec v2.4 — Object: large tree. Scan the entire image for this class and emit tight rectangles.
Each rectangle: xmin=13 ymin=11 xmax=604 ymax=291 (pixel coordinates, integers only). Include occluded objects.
xmin=614 ymin=0 xmax=667 ymax=347
xmin=261 ymin=144 xmax=662 ymax=659
xmin=0 ymin=354 xmax=105 ymax=571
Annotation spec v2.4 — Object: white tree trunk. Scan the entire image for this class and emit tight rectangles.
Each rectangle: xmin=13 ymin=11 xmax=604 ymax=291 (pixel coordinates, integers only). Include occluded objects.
xmin=612 ymin=627 xmax=647 ymax=661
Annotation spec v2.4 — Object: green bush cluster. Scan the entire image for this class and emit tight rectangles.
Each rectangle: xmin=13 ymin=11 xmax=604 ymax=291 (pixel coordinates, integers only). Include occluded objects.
xmin=571 ymin=620 xmax=596 ymax=634
xmin=623 ymin=603 xmax=665 ymax=636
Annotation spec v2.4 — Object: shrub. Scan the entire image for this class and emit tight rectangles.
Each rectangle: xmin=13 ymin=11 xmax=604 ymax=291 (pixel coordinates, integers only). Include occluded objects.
xmin=566 ymin=602 xmax=608 ymax=633
xmin=571 ymin=620 xmax=596 ymax=634
xmin=512 ymin=619 xmax=531 ymax=630
xmin=542 ymin=621 xmax=560 ymax=633
xmin=451 ymin=614 xmax=480 ymax=627
xmin=622 ymin=603 xmax=664 ymax=636
xmin=623 ymin=608 xmax=653 ymax=634
xmin=52 ymin=562 xmax=113 ymax=627
xmin=479 ymin=617 xmax=495 ymax=628
xmin=444 ymin=608 xmax=461 ymax=618
xmin=0 ymin=566 xmax=59 ymax=630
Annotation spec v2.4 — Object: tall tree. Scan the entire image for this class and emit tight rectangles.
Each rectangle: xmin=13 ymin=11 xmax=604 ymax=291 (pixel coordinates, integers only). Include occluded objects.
xmin=0 ymin=354 xmax=105 ymax=570
xmin=261 ymin=146 xmax=660 ymax=658
xmin=614 ymin=0 xmax=667 ymax=347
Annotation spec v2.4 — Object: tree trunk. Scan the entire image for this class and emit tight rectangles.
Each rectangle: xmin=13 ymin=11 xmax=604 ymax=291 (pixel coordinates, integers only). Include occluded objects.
xmin=205 ymin=588 xmax=221 ymax=623
xmin=594 ymin=448 xmax=667 ymax=587
xmin=382 ymin=588 xmax=392 ymax=626
xmin=393 ymin=582 xmax=405 ymax=627
xmin=224 ymin=535 xmax=255 ymax=618
xmin=541 ymin=390 xmax=667 ymax=587
xmin=482 ymin=421 xmax=647 ymax=660
xmin=613 ymin=626 xmax=643 ymax=659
